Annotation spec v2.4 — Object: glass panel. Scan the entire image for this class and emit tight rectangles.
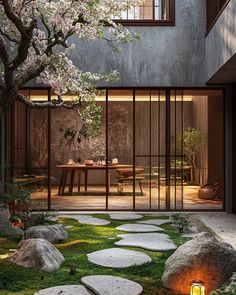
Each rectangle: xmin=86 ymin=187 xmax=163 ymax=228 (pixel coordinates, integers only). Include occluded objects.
xmin=169 ymin=89 xmax=224 ymax=210
xmin=107 ymin=90 xmax=133 ymax=210
xmin=51 ymin=93 xmax=107 ymax=210
xmin=134 ymin=157 xmax=151 ymax=210
xmin=15 ymin=90 xmax=49 ymax=210
xmin=135 ymin=90 xmax=150 ymax=156
xmin=150 ymin=90 xmax=166 ymax=209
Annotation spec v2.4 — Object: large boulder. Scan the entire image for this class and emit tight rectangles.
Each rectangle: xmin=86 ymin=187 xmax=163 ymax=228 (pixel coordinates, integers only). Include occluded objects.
xmin=0 ymin=215 xmax=23 ymax=236
xmin=162 ymin=232 xmax=236 ymax=294
xmin=7 ymin=238 xmax=65 ymax=272
xmin=25 ymin=224 xmax=68 ymax=243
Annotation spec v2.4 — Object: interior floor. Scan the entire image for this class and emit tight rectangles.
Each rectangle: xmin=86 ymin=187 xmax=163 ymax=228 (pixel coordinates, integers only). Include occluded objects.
xmin=30 ymin=185 xmax=223 ymax=211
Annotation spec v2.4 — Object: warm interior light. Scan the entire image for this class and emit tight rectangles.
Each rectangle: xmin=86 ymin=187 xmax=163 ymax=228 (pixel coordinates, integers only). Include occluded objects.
xmin=190 ymin=280 xmax=205 ymax=295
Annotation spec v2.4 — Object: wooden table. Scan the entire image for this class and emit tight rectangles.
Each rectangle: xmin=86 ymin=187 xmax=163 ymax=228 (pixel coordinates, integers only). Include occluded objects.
xmin=57 ymin=164 xmax=132 ymax=195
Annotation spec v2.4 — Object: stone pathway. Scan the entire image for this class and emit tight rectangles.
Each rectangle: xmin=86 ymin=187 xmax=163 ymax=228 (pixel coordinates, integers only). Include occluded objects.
xmin=34 ymin=285 xmax=92 ymax=295
xmin=58 ymin=215 xmax=110 ymax=226
xmin=138 ymin=219 xmax=171 ymax=226
xmin=192 ymin=213 xmax=236 ymax=249
xmin=87 ymin=248 xmax=152 ymax=268
xmin=81 ymin=275 xmax=143 ymax=295
xmin=115 ymin=233 xmax=177 ymax=251
xmin=109 ymin=213 xmax=143 ymax=221
xmin=116 ymin=223 xmax=164 ymax=232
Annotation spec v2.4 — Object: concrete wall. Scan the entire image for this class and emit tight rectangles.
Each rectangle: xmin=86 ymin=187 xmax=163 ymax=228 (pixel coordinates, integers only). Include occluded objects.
xmin=70 ymin=0 xmax=206 ymax=87
xmin=206 ymin=0 xmax=236 ymax=83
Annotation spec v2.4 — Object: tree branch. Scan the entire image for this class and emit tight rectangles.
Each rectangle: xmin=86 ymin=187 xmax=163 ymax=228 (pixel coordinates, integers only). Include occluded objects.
xmin=2 ymin=0 xmax=37 ymax=70
xmin=1 ymin=0 xmax=26 ymax=34
xmin=16 ymin=92 xmax=82 ymax=111
xmin=15 ymin=62 xmax=46 ymax=87
xmin=0 ymin=28 xmax=20 ymax=44
xmin=0 ymin=34 xmax=9 ymax=65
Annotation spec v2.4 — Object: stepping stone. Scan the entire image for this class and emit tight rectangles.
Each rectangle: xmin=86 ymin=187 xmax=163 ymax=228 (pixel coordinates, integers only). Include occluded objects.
xmin=116 ymin=223 xmax=164 ymax=232
xmin=81 ymin=275 xmax=143 ymax=295
xmin=58 ymin=215 xmax=110 ymax=226
xmin=138 ymin=219 xmax=171 ymax=226
xmin=87 ymin=248 xmax=152 ymax=268
xmin=34 ymin=285 xmax=92 ymax=295
xmin=109 ymin=213 xmax=143 ymax=221
xmin=115 ymin=233 xmax=177 ymax=251
xmin=65 ymin=225 xmax=74 ymax=229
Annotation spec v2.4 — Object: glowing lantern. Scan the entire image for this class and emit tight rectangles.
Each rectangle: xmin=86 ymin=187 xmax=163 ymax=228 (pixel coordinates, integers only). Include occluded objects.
xmin=190 ymin=280 xmax=205 ymax=295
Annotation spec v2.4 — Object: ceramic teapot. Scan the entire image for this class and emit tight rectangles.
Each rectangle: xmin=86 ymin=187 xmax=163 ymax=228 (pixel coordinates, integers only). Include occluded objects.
xmin=198 ymin=183 xmax=221 ymax=200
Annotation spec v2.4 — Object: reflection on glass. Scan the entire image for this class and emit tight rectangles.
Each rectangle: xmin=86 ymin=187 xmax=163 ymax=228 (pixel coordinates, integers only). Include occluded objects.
xmin=11 ymin=88 xmax=224 ymax=211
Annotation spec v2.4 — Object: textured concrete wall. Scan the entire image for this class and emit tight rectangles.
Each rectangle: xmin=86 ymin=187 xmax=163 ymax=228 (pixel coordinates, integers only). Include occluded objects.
xmin=70 ymin=0 xmax=206 ymax=87
xmin=206 ymin=0 xmax=236 ymax=83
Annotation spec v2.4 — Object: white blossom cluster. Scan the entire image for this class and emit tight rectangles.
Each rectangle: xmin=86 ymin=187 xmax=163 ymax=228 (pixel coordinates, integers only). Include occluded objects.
xmin=0 ymin=0 xmax=142 ymax=100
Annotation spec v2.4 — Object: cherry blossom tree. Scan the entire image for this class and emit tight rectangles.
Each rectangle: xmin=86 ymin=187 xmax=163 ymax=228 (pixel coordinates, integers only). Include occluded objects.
xmin=0 ymin=0 xmax=142 ymax=121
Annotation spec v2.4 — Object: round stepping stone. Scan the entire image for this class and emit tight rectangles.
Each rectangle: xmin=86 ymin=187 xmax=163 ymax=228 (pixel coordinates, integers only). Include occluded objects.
xmin=59 ymin=215 xmax=110 ymax=226
xmin=81 ymin=275 xmax=143 ymax=295
xmin=87 ymin=248 xmax=152 ymax=268
xmin=34 ymin=285 xmax=92 ymax=295
xmin=116 ymin=223 xmax=164 ymax=232
xmin=109 ymin=213 xmax=143 ymax=221
xmin=115 ymin=233 xmax=177 ymax=251
xmin=138 ymin=219 xmax=171 ymax=226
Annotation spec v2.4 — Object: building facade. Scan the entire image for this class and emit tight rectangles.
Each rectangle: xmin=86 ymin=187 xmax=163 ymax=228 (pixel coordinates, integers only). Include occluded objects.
xmin=1 ymin=0 xmax=236 ymax=212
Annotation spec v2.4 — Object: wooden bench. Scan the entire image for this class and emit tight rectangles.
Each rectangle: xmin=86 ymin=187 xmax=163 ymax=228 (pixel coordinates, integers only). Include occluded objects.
xmin=116 ymin=167 xmax=145 ymax=194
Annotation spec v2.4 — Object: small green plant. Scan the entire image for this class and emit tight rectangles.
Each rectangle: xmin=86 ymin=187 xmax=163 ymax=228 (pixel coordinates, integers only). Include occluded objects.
xmin=1 ymin=183 xmax=31 ymax=208
xmin=171 ymin=213 xmax=192 ymax=233
xmin=16 ymin=211 xmax=58 ymax=229
xmin=210 ymin=273 xmax=236 ymax=295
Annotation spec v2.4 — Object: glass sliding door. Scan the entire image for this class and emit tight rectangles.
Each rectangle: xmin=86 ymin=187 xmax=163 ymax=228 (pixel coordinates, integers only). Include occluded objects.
xmin=10 ymin=87 xmax=224 ymax=211
xmin=12 ymin=89 xmax=50 ymax=210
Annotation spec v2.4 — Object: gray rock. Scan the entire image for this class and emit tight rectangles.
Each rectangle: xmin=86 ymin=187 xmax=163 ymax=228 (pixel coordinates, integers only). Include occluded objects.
xmin=87 ymin=248 xmax=152 ymax=268
xmin=115 ymin=233 xmax=177 ymax=251
xmin=34 ymin=285 xmax=92 ymax=295
xmin=81 ymin=275 xmax=143 ymax=295
xmin=138 ymin=219 xmax=171 ymax=226
xmin=109 ymin=213 xmax=143 ymax=221
xmin=25 ymin=224 xmax=68 ymax=243
xmin=182 ymin=227 xmax=199 ymax=238
xmin=162 ymin=232 xmax=236 ymax=294
xmin=0 ymin=206 xmax=10 ymax=219
xmin=0 ymin=215 xmax=23 ymax=236
xmin=7 ymin=238 xmax=64 ymax=272
xmin=116 ymin=223 xmax=164 ymax=232
xmin=59 ymin=215 xmax=110 ymax=226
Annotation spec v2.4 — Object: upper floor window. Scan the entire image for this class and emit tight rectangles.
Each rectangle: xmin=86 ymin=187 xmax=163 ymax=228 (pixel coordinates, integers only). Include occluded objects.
xmin=113 ymin=0 xmax=175 ymax=26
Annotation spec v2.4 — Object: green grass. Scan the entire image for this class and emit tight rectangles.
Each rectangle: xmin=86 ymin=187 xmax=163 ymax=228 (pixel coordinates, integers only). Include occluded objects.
xmin=0 ymin=214 xmax=189 ymax=295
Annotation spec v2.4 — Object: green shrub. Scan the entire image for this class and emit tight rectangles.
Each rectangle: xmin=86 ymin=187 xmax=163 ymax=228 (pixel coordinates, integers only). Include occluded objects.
xmin=171 ymin=213 xmax=192 ymax=233
xmin=210 ymin=273 xmax=236 ymax=295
